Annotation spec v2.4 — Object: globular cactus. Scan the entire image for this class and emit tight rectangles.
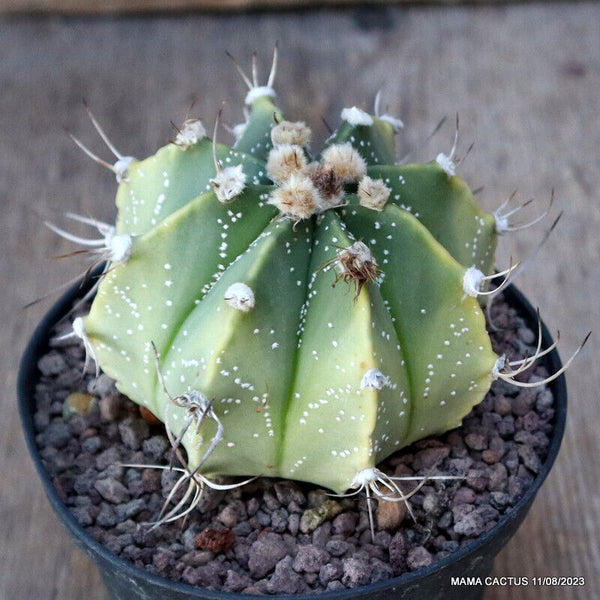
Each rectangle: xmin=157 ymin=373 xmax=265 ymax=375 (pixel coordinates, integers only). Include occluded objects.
xmin=50 ymin=48 xmax=580 ymax=505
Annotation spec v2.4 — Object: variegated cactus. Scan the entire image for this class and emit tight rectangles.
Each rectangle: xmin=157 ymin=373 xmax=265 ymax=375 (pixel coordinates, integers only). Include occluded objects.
xmin=50 ymin=49 xmax=578 ymax=506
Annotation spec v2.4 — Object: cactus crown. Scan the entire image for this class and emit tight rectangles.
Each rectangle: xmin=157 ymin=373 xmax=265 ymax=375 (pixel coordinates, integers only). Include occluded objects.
xmin=49 ymin=48 xmax=581 ymax=508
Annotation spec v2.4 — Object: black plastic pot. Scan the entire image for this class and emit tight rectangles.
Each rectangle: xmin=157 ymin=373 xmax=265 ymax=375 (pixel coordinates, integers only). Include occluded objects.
xmin=18 ymin=278 xmax=567 ymax=600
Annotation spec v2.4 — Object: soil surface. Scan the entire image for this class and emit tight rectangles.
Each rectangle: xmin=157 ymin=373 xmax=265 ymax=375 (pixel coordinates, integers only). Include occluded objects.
xmin=33 ymin=294 xmax=556 ymax=594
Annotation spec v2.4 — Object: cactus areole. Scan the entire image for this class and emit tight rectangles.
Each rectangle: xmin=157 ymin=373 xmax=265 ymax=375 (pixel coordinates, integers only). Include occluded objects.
xmin=68 ymin=56 xmax=511 ymax=495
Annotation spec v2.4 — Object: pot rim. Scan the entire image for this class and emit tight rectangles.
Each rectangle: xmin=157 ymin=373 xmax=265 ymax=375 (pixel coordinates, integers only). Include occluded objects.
xmin=18 ymin=276 xmax=567 ymax=599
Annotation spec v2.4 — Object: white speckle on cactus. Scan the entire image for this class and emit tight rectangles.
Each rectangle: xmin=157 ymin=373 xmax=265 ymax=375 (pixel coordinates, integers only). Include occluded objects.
xmin=224 ymin=282 xmax=255 ymax=312
xmin=360 ymin=368 xmax=391 ymax=390
xmin=358 ymin=176 xmax=391 ymax=211
xmin=174 ymin=119 xmax=206 ymax=149
xmin=153 ymin=193 xmax=167 ymax=219
xmin=341 ymin=106 xmax=374 ymax=127
xmin=211 ymin=164 xmax=246 ymax=204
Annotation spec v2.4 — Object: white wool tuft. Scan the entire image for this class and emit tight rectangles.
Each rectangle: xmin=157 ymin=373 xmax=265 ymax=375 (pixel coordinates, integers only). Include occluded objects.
xmin=352 ymin=468 xmax=378 ymax=487
xmin=462 ymin=266 xmax=485 ymax=297
xmin=341 ymin=106 xmax=374 ymax=127
xmin=175 ymin=119 xmax=206 ymax=149
xmin=360 ymin=369 xmax=392 ymax=390
xmin=379 ymin=114 xmax=404 ymax=132
xmin=358 ymin=176 xmax=391 ymax=211
xmin=224 ymin=283 xmax=255 ymax=312
xmin=245 ymin=86 xmax=276 ymax=105
xmin=113 ymin=156 xmax=135 ymax=183
xmin=436 ymin=152 xmax=456 ymax=177
xmin=109 ymin=234 xmax=132 ymax=264
xmin=211 ymin=164 xmax=247 ymax=203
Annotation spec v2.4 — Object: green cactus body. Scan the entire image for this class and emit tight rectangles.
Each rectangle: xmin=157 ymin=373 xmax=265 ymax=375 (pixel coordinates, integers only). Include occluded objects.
xmin=367 ymin=163 xmax=498 ymax=274
xmin=87 ymin=186 xmax=278 ymax=404
xmin=78 ymin=81 xmax=505 ymax=494
xmin=340 ymin=200 xmax=496 ymax=439
xmin=325 ymin=115 xmax=397 ymax=165
xmin=278 ymin=211 xmax=412 ymax=492
xmin=234 ymin=95 xmax=283 ymax=159
xmin=115 ymin=140 xmax=270 ymax=236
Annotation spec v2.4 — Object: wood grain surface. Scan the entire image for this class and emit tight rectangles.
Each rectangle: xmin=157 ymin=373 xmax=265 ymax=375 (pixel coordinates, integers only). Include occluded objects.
xmin=0 ymin=0 xmax=547 ymax=16
xmin=1 ymin=5 xmax=598 ymax=599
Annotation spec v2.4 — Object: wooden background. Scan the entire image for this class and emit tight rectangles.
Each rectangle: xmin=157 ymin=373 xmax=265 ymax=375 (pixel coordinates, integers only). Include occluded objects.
xmin=0 ymin=0 xmax=556 ymax=15
xmin=1 ymin=4 xmax=598 ymax=598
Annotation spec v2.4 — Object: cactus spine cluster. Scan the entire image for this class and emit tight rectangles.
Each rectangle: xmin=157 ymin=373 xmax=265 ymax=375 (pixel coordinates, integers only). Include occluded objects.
xmin=52 ymin=50 xmax=565 ymax=497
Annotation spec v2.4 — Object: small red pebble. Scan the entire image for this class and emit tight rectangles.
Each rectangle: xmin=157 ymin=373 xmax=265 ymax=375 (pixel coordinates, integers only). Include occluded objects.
xmin=194 ymin=527 xmax=236 ymax=553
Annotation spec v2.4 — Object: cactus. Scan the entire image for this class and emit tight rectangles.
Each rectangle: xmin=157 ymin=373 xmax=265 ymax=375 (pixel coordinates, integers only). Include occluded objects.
xmin=49 ymin=48 xmax=583 ymax=508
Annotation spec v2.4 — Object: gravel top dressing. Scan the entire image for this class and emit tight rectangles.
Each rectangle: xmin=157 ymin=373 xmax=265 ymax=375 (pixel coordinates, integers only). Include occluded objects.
xmin=33 ymin=294 xmax=555 ymax=595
